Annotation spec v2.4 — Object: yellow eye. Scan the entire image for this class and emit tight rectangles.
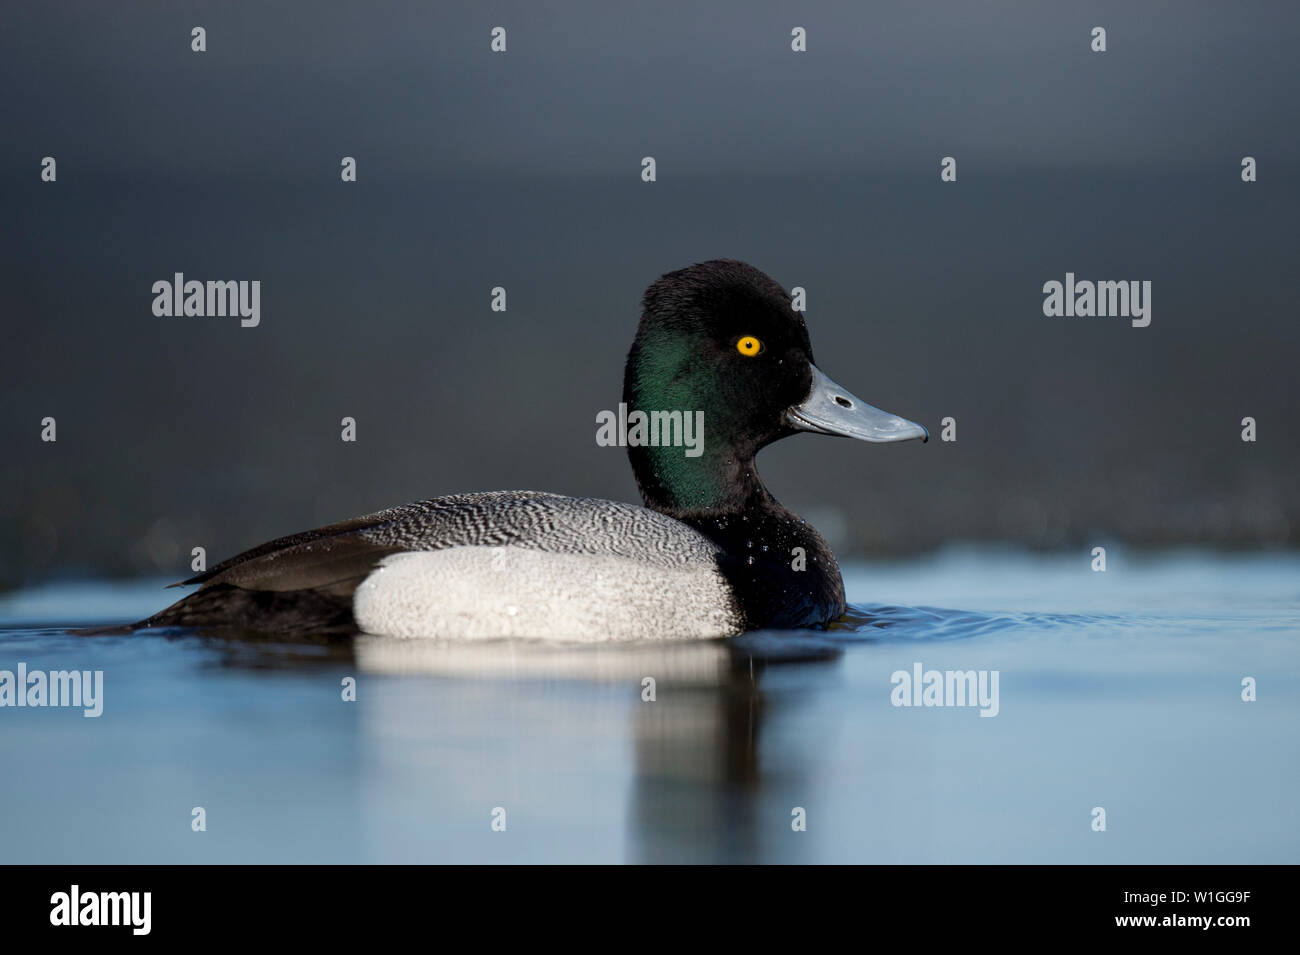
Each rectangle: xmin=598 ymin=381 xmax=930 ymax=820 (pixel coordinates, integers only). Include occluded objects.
xmin=736 ymin=335 xmax=763 ymax=357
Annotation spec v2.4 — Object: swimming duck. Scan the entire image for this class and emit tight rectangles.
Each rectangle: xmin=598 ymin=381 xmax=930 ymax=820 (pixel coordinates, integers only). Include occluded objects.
xmin=139 ymin=260 xmax=927 ymax=640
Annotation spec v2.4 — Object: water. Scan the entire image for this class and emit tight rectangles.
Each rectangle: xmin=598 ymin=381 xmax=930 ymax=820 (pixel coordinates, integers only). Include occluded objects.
xmin=1 ymin=548 xmax=1296 ymax=864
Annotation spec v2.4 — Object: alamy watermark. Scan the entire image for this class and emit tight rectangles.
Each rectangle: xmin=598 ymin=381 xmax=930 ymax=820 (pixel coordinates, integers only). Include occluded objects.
xmin=891 ymin=662 xmax=1000 ymax=717
xmin=596 ymin=404 xmax=704 ymax=458
xmin=1042 ymin=272 xmax=1151 ymax=327
xmin=0 ymin=663 xmax=103 ymax=717
xmin=152 ymin=273 xmax=260 ymax=327
xmin=50 ymin=885 xmax=150 ymax=935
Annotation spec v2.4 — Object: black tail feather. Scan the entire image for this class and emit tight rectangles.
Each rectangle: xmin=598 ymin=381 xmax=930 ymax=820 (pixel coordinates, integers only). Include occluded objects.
xmin=93 ymin=584 xmax=359 ymax=637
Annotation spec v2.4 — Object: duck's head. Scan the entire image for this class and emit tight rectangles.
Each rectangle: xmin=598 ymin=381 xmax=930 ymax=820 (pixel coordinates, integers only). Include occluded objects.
xmin=623 ymin=259 xmax=927 ymax=513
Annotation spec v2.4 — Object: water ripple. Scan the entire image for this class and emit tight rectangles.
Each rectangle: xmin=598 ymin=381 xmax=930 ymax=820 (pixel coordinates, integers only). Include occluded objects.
xmin=833 ymin=603 xmax=1146 ymax=643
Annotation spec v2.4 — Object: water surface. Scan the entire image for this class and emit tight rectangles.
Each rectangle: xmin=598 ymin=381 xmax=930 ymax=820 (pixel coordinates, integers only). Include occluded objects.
xmin=1 ymin=548 xmax=1295 ymax=863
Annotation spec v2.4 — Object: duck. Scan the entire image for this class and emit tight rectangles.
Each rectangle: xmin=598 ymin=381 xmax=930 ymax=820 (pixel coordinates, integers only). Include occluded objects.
xmin=137 ymin=260 xmax=928 ymax=640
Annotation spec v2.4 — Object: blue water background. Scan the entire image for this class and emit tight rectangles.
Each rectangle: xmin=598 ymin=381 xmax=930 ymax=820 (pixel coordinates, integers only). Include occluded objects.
xmin=0 ymin=547 xmax=1295 ymax=863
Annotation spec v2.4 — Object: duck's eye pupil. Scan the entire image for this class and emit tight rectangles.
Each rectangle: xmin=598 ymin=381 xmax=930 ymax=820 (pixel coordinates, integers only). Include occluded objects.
xmin=736 ymin=336 xmax=762 ymax=356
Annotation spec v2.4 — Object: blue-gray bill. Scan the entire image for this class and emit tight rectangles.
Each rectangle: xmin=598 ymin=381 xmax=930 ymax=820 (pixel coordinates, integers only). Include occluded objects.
xmin=785 ymin=364 xmax=929 ymax=443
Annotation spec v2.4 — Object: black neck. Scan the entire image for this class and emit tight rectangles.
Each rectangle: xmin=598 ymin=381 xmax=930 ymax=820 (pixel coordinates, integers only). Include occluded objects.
xmin=634 ymin=458 xmax=846 ymax=630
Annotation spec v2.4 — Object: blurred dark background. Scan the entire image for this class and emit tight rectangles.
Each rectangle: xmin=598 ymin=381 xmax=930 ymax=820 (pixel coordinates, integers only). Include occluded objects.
xmin=2 ymin=1 xmax=1296 ymax=587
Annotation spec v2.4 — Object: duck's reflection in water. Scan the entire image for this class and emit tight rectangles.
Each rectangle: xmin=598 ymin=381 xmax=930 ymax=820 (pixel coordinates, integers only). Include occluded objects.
xmin=353 ymin=631 xmax=841 ymax=863
xmin=628 ymin=633 xmax=840 ymax=863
